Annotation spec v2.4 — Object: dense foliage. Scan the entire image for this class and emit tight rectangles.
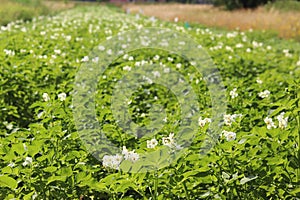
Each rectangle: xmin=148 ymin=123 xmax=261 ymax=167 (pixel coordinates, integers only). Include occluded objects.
xmin=211 ymin=0 xmax=300 ymax=10
xmin=0 ymin=0 xmax=49 ymax=26
xmin=0 ymin=5 xmax=300 ymax=199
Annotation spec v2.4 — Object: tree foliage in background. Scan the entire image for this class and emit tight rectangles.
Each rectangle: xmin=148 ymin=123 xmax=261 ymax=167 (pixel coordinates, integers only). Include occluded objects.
xmin=213 ymin=0 xmax=273 ymax=10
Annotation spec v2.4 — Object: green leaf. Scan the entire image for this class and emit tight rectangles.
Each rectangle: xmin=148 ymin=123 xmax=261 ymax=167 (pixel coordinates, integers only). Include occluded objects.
xmin=0 ymin=175 xmax=18 ymax=189
xmin=47 ymin=176 xmax=67 ymax=185
xmin=43 ymin=166 xmax=57 ymax=173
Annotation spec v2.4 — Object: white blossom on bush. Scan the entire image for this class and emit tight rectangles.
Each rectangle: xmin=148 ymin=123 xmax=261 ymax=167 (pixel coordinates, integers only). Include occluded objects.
xmin=58 ymin=93 xmax=67 ymax=101
xmin=122 ymin=146 xmax=139 ymax=163
xmin=229 ymin=88 xmax=238 ymax=99
xmin=222 ymin=130 xmax=236 ymax=141
xmin=224 ymin=114 xmax=242 ymax=126
xmin=147 ymin=138 xmax=158 ymax=148
xmin=258 ymin=90 xmax=270 ymax=98
xmin=198 ymin=117 xmax=211 ymax=127
xmin=277 ymin=112 xmax=288 ymax=129
xmin=42 ymin=93 xmax=50 ymax=102
xmin=22 ymin=157 xmax=33 ymax=167
xmin=264 ymin=117 xmax=276 ymax=129
xmin=162 ymin=132 xmax=175 ymax=147
xmin=103 ymin=154 xmax=122 ymax=170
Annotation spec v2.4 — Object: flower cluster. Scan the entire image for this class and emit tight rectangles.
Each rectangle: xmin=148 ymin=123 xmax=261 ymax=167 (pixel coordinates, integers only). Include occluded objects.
xmin=122 ymin=146 xmax=140 ymax=162
xmin=102 ymin=146 xmax=140 ymax=170
xmin=162 ymin=132 xmax=175 ymax=147
xmin=102 ymin=154 xmax=123 ymax=170
xmin=198 ymin=117 xmax=211 ymax=127
xmin=222 ymin=130 xmax=236 ymax=142
xmin=147 ymin=138 xmax=158 ymax=148
xmin=277 ymin=112 xmax=288 ymax=129
xmin=229 ymin=88 xmax=238 ymax=99
xmin=264 ymin=112 xmax=288 ymax=130
xmin=224 ymin=114 xmax=242 ymax=126
xmin=258 ymin=90 xmax=270 ymax=98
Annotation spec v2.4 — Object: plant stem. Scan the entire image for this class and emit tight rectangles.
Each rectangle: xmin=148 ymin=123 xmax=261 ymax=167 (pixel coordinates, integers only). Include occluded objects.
xmin=296 ymin=114 xmax=300 ymax=183
xmin=183 ymin=181 xmax=190 ymax=200
xmin=154 ymin=170 xmax=158 ymax=200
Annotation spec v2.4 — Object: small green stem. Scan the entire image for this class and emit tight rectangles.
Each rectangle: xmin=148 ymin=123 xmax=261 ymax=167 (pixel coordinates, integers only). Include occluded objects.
xmin=154 ymin=171 xmax=158 ymax=200
xmin=296 ymin=115 xmax=300 ymax=183
xmin=182 ymin=181 xmax=190 ymax=200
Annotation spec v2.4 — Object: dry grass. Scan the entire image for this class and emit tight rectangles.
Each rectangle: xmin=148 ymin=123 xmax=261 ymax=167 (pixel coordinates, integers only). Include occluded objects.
xmin=123 ymin=3 xmax=300 ymax=40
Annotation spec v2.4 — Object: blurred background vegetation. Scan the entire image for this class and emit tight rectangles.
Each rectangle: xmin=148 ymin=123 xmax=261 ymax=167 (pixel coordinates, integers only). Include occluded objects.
xmin=1 ymin=0 xmax=300 ymax=41
xmin=0 ymin=0 xmax=49 ymax=25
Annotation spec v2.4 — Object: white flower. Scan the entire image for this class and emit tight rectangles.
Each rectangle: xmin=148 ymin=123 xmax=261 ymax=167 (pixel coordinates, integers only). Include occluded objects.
xmin=128 ymin=152 xmax=139 ymax=162
xmin=58 ymin=93 xmax=67 ymax=101
xmin=122 ymin=146 xmax=139 ymax=163
xmin=162 ymin=132 xmax=175 ymax=147
xmin=8 ymin=162 xmax=15 ymax=168
xmin=283 ymin=49 xmax=292 ymax=57
xmin=276 ymin=112 xmax=288 ymax=129
xmin=4 ymin=49 xmax=15 ymax=56
xmin=102 ymin=155 xmax=113 ymax=168
xmin=102 ymin=154 xmax=123 ymax=169
xmin=176 ymin=63 xmax=182 ymax=69
xmin=258 ymin=90 xmax=270 ymax=98
xmin=123 ymin=66 xmax=131 ymax=71
xmin=135 ymin=61 xmax=141 ymax=67
xmin=122 ymin=146 xmax=129 ymax=156
xmin=5 ymin=123 xmax=13 ymax=130
xmin=256 ymin=78 xmax=263 ymax=84
xmin=42 ymin=93 xmax=50 ymax=102
xmin=252 ymin=41 xmax=259 ymax=48
xmin=92 ymin=57 xmax=99 ymax=63
xmin=22 ymin=157 xmax=33 ymax=167
xmin=224 ymin=114 xmax=242 ymax=126
xmin=128 ymin=56 xmax=134 ymax=61
xmin=152 ymin=71 xmax=161 ymax=78
xmin=229 ymin=88 xmax=238 ymax=99
xmin=225 ymin=46 xmax=233 ymax=52
xmin=147 ymin=138 xmax=158 ymax=148
xmin=54 ymin=49 xmax=61 ymax=54
xmin=222 ymin=130 xmax=236 ymax=141
xmin=81 ymin=56 xmax=89 ymax=62
xmin=21 ymin=27 xmax=27 ymax=32
xmin=296 ymin=60 xmax=300 ymax=66
xmin=153 ymin=55 xmax=160 ymax=61
xmin=264 ymin=117 xmax=276 ymax=129
xmin=198 ymin=117 xmax=211 ymax=127
xmin=164 ymin=68 xmax=170 ymax=73
xmin=236 ymin=43 xmax=243 ymax=48
xmin=65 ymin=35 xmax=72 ymax=41
xmin=98 ymin=45 xmax=105 ymax=51
xmin=167 ymin=57 xmax=173 ymax=62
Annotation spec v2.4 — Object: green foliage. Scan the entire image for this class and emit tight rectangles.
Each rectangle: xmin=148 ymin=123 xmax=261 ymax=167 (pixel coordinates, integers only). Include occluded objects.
xmin=213 ymin=0 xmax=271 ymax=10
xmin=0 ymin=5 xmax=299 ymax=199
xmin=265 ymin=0 xmax=300 ymax=12
xmin=0 ymin=0 xmax=49 ymax=26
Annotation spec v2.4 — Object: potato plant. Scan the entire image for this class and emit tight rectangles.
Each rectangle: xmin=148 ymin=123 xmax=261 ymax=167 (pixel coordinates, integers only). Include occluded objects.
xmin=0 ymin=6 xmax=299 ymax=199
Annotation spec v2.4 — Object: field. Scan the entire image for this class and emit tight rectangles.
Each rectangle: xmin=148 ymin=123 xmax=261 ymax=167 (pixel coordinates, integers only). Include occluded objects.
xmin=0 ymin=3 xmax=300 ymax=200
xmin=123 ymin=3 xmax=300 ymax=40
